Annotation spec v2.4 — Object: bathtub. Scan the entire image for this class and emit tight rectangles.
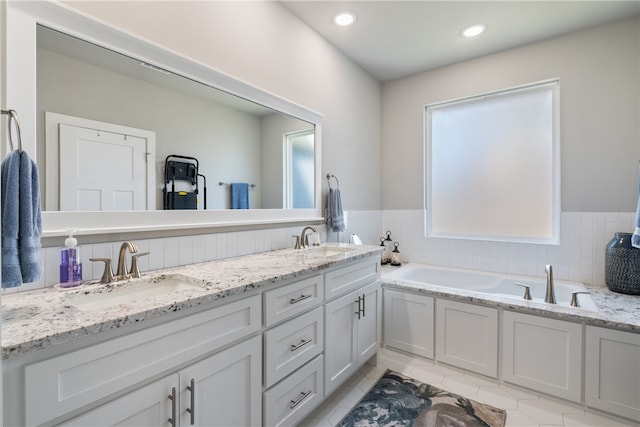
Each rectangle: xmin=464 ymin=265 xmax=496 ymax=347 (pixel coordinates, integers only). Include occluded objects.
xmin=384 ymin=263 xmax=598 ymax=311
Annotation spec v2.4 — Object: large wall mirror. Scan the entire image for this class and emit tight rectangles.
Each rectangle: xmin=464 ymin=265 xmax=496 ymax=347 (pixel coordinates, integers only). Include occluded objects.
xmin=6 ymin=1 xmax=323 ymax=236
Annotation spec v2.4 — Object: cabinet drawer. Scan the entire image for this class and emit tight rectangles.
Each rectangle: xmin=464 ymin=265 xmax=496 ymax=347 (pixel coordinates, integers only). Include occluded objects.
xmin=25 ymin=295 xmax=261 ymax=426
xmin=264 ymin=274 xmax=323 ymax=326
xmin=264 ymin=307 xmax=324 ymax=388
xmin=325 ymin=257 xmax=380 ymax=300
xmin=264 ymin=355 xmax=324 ymax=427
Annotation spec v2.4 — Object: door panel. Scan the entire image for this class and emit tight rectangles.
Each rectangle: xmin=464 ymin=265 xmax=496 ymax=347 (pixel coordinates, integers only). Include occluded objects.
xmin=59 ymin=123 xmax=148 ymax=211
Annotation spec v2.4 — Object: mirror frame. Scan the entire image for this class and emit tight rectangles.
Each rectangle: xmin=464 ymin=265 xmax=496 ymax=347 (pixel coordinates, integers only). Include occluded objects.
xmin=6 ymin=1 xmax=323 ymax=237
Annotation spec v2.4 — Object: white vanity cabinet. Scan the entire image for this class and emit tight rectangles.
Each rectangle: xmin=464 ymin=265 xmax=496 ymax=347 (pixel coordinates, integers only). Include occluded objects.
xmin=59 ymin=336 xmax=262 ymax=427
xmin=22 ymin=295 xmax=262 ymax=426
xmin=324 ymin=258 xmax=381 ymax=397
xmin=585 ymin=326 xmax=640 ymax=422
xmin=435 ymin=299 xmax=498 ymax=378
xmin=502 ymin=311 xmax=582 ymax=403
xmin=383 ymin=289 xmax=434 ymax=358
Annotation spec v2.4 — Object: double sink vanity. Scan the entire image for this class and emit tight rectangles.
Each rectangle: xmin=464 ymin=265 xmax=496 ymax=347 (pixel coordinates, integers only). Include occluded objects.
xmin=2 ymin=243 xmax=383 ymax=426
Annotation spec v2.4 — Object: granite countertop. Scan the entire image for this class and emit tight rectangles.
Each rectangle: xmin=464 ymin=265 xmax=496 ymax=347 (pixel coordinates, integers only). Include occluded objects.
xmin=381 ymin=264 xmax=640 ymax=333
xmin=1 ymin=244 xmax=382 ymax=360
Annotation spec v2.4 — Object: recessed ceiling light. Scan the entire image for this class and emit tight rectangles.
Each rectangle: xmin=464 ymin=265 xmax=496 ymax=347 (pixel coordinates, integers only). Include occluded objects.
xmin=462 ymin=24 xmax=486 ymax=38
xmin=333 ymin=11 xmax=357 ymax=26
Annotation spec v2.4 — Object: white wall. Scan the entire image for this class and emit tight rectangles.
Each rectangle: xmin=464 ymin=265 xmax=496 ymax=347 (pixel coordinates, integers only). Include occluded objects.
xmin=62 ymin=0 xmax=383 ymax=212
xmin=382 ymin=16 xmax=640 ymax=212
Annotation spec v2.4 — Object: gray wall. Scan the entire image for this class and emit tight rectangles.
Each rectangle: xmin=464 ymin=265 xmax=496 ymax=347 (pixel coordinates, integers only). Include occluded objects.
xmin=62 ymin=0 xmax=383 ymax=212
xmin=382 ymin=16 xmax=640 ymax=212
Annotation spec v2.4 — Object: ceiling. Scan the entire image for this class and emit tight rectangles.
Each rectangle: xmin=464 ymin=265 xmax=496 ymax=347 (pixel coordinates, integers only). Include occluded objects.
xmin=281 ymin=1 xmax=640 ymax=82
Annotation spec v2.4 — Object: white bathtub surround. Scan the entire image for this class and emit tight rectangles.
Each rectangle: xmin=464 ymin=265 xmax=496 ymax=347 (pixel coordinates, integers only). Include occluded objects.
xmin=382 ymin=264 xmax=640 ymax=332
xmin=385 ymin=263 xmax=599 ymax=311
xmin=383 ymin=210 xmax=636 ymax=287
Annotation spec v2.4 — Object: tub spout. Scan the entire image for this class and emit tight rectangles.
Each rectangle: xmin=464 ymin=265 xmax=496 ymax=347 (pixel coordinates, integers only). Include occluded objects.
xmin=545 ymin=264 xmax=556 ymax=304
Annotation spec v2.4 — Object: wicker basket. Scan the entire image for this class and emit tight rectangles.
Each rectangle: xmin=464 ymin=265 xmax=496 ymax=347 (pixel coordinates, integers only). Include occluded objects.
xmin=605 ymin=232 xmax=640 ymax=295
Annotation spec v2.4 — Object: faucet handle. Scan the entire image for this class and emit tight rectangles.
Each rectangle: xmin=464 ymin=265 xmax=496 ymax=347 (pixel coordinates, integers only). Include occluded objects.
xmin=514 ymin=283 xmax=532 ymax=300
xmin=129 ymin=252 xmax=150 ymax=279
xmin=570 ymin=291 xmax=590 ymax=307
xmin=293 ymin=235 xmax=301 ymax=249
xmin=90 ymin=258 xmax=115 ymax=284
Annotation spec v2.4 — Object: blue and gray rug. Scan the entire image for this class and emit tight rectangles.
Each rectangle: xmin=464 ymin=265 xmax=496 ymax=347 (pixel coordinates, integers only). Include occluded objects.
xmin=337 ymin=370 xmax=507 ymax=427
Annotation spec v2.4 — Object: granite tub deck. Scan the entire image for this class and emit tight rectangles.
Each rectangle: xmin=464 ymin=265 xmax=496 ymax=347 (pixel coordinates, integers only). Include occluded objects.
xmin=1 ymin=244 xmax=382 ymax=360
xmin=382 ymin=263 xmax=640 ymax=333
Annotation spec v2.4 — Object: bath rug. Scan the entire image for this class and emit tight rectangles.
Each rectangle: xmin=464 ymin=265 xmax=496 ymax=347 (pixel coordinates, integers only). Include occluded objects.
xmin=337 ymin=369 xmax=507 ymax=427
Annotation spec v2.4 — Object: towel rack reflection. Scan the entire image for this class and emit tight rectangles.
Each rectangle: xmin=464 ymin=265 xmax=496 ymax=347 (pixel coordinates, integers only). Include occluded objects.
xmin=218 ymin=182 xmax=256 ymax=189
xmin=327 ymin=173 xmax=339 ymax=189
xmin=1 ymin=109 xmax=23 ymax=152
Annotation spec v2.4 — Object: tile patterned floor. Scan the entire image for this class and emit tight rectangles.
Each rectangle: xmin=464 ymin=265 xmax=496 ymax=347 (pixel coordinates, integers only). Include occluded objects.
xmin=301 ymin=347 xmax=638 ymax=427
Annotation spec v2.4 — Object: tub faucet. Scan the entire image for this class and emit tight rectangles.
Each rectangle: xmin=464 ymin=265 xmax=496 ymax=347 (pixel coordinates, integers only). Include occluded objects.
xmin=545 ymin=264 xmax=556 ymax=304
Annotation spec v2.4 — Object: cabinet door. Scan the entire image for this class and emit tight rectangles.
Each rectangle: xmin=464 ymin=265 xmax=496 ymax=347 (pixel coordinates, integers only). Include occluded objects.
xmin=435 ymin=299 xmax=498 ymax=378
xmin=502 ymin=311 xmax=582 ymax=402
xmin=179 ymin=335 xmax=262 ymax=427
xmin=585 ymin=326 xmax=640 ymax=422
xmin=324 ymin=289 xmax=358 ymax=396
xmin=357 ymin=281 xmax=380 ymax=364
xmin=383 ymin=289 xmax=434 ymax=358
xmin=59 ymin=374 xmax=178 ymax=427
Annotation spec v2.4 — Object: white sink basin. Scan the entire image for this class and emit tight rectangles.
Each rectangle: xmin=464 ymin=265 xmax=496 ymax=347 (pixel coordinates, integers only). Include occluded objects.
xmin=67 ymin=275 xmax=201 ymax=311
xmin=303 ymin=245 xmax=356 ymax=258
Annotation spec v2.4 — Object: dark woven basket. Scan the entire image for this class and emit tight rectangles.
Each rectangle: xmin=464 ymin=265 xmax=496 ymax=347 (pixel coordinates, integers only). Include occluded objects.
xmin=605 ymin=232 xmax=640 ymax=295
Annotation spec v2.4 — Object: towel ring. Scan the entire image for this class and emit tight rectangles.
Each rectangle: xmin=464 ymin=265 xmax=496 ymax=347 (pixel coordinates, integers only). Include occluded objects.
xmin=1 ymin=109 xmax=23 ymax=152
xmin=327 ymin=173 xmax=340 ymax=189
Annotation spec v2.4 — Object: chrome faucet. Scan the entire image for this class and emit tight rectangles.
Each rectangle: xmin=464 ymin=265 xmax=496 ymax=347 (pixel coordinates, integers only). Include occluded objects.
xmin=545 ymin=264 xmax=556 ymax=304
xmin=116 ymin=241 xmax=139 ymax=280
xmin=299 ymin=226 xmax=319 ymax=249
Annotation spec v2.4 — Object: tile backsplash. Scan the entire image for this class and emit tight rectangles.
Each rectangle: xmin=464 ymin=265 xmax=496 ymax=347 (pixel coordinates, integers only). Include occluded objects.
xmin=2 ymin=210 xmax=633 ymax=294
xmin=381 ymin=210 xmax=636 ymax=287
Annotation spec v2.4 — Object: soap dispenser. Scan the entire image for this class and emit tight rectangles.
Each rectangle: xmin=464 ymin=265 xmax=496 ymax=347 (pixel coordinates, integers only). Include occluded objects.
xmin=60 ymin=230 xmax=83 ymax=288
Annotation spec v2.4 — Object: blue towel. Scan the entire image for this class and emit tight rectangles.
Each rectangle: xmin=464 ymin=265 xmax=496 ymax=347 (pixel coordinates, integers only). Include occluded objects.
xmin=231 ymin=183 xmax=249 ymax=209
xmin=327 ymin=187 xmax=345 ymax=232
xmin=1 ymin=150 xmax=42 ymax=288
xmin=632 ymin=165 xmax=640 ymax=249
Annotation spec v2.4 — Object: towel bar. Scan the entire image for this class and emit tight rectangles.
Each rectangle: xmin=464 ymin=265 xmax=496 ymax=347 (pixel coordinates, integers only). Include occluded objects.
xmin=218 ymin=181 xmax=256 ymax=188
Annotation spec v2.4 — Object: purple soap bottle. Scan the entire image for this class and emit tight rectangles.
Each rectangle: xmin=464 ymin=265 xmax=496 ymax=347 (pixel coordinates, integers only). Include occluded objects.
xmin=60 ymin=231 xmax=82 ymax=288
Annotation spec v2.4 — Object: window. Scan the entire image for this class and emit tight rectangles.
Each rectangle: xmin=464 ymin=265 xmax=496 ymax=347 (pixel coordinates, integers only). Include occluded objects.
xmin=425 ymin=80 xmax=560 ymax=244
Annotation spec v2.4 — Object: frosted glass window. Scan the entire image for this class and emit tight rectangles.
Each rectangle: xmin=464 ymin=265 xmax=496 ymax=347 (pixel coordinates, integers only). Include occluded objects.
xmin=425 ymin=80 xmax=560 ymax=244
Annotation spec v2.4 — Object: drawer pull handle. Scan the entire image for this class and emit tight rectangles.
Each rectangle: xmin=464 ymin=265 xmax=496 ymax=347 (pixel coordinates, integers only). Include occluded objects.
xmin=290 ymin=294 xmax=312 ymax=304
xmin=289 ymin=389 xmax=313 ymax=409
xmin=167 ymin=387 xmax=177 ymax=427
xmin=355 ymin=295 xmax=365 ymax=319
xmin=290 ymin=338 xmax=313 ymax=352
xmin=186 ymin=378 xmax=195 ymax=425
